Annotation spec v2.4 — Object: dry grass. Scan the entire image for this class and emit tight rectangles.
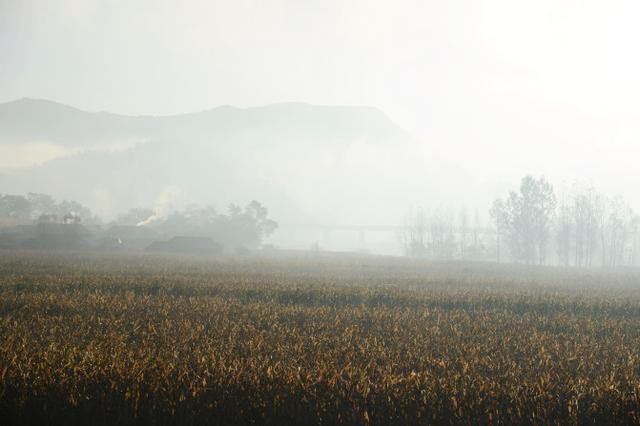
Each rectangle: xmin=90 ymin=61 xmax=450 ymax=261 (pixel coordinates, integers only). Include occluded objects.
xmin=1 ymin=250 xmax=640 ymax=425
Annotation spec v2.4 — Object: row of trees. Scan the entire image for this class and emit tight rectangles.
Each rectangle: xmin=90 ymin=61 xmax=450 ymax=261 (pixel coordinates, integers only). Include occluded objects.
xmin=400 ymin=207 xmax=488 ymax=260
xmin=491 ymin=176 xmax=640 ymax=267
xmin=403 ymin=176 xmax=640 ymax=268
xmin=0 ymin=193 xmax=97 ymax=225
xmin=116 ymin=201 xmax=278 ymax=249
xmin=0 ymin=193 xmax=277 ymax=249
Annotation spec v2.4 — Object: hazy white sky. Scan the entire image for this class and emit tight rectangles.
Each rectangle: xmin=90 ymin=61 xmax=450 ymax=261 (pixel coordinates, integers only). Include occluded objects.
xmin=2 ymin=0 xmax=640 ymax=204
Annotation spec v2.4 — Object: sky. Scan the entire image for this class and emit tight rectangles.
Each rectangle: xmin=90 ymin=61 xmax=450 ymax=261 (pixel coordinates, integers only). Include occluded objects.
xmin=2 ymin=0 xmax=640 ymax=207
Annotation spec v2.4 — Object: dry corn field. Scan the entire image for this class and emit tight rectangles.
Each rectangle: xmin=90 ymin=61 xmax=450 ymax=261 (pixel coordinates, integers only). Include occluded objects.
xmin=1 ymin=251 xmax=640 ymax=425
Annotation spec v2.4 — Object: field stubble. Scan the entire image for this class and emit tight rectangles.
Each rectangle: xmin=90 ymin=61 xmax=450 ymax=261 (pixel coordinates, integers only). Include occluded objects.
xmin=1 ymin=250 xmax=640 ymax=424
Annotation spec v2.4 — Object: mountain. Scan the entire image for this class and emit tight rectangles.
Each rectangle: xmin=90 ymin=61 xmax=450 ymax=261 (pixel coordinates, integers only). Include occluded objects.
xmin=0 ymin=98 xmax=146 ymax=146
xmin=0 ymin=98 xmax=409 ymax=147
xmin=0 ymin=98 xmax=470 ymax=232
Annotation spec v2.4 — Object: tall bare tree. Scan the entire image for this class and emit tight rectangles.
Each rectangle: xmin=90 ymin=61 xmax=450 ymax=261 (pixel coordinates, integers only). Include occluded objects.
xmin=501 ymin=176 xmax=556 ymax=264
xmin=490 ymin=199 xmax=506 ymax=263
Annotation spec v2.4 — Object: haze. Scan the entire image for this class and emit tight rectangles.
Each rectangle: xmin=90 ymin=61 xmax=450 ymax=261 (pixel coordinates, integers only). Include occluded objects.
xmin=6 ymin=3 xmax=640 ymax=423
xmin=1 ymin=0 xmax=640 ymax=253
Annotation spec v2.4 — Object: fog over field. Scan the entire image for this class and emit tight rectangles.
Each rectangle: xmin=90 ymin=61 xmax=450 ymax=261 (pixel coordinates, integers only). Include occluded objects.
xmin=5 ymin=3 xmax=640 ymax=424
xmin=1 ymin=0 xmax=640 ymax=257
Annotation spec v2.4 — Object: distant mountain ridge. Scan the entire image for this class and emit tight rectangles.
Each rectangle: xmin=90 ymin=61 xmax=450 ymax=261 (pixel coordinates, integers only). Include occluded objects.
xmin=0 ymin=98 xmax=425 ymax=226
xmin=0 ymin=98 xmax=409 ymax=148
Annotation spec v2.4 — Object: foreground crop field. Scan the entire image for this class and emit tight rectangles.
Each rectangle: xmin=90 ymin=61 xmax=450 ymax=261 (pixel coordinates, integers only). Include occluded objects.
xmin=1 ymin=251 xmax=640 ymax=425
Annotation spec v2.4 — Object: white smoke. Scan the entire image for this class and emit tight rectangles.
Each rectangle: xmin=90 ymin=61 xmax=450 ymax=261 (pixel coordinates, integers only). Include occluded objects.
xmin=135 ymin=185 xmax=190 ymax=227
xmin=153 ymin=185 xmax=189 ymax=216
xmin=135 ymin=214 xmax=160 ymax=227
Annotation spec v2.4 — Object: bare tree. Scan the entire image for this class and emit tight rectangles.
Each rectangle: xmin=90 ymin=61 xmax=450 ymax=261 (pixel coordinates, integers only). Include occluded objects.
xmin=459 ymin=207 xmax=468 ymax=259
xmin=399 ymin=207 xmax=428 ymax=257
xmin=490 ymin=198 xmax=506 ymax=263
xmin=604 ymin=196 xmax=634 ymax=267
xmin=556 ymin=188 xmax=572 ymax=267
xmin=501 ymin=176 xmax=556 ymax=265
xmin=472 ymin=209 xmax=481 ymax=258
xmin=429 ymin=208 xmax=456 ymax=260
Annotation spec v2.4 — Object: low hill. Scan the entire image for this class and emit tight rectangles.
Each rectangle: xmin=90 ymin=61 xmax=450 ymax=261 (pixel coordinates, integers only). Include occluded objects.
xmin=0 ymin=99 xmax=470 ymax=231
xmin=0 ymin=98 xmax=408 ymax=147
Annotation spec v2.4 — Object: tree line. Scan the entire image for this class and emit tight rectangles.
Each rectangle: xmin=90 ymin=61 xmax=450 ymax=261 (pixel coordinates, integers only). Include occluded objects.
xmin=403 ymin=175 xmax=640 ymax=268
xmin=116 ymin=201 xmax=278 ymax=249
xmin=0 ymin=193 xmax=277 ymax=249
xmin=0 ymin=193 xmax=98 ymax=225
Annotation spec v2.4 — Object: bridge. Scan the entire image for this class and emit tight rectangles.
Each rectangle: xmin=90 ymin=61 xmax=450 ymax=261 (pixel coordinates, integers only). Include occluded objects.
xmin=274 ymin=223 xmax=403 ymax=253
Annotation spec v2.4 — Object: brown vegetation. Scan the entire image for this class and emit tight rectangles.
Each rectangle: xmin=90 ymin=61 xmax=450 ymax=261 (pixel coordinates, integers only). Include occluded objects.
xmin=1 ymin=251 xmax=640 ymax=425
